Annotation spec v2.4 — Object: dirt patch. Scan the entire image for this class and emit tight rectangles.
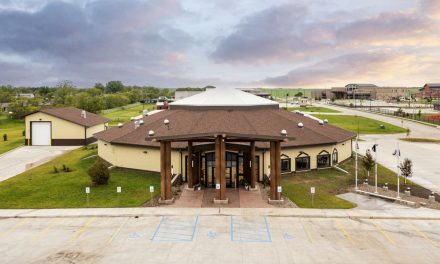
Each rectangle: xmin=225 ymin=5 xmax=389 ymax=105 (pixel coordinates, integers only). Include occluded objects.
xmin=36 ymin=250 xmax=100 ymax=264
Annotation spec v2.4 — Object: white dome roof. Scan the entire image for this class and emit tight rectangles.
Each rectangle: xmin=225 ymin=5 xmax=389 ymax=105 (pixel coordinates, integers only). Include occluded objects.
xmin=170 ymin=88 xmax=278 ymax=108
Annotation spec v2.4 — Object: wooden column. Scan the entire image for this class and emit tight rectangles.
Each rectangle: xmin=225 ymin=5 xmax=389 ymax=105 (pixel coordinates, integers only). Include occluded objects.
xmin=270 ymin=141 xmax=277 ymax=200
xmin=275 ymin=141 xmax=281 ymax=200
xmin=250 ymin=141 xmax=256 ymax=189
xmin=187 ymin=141 xmax=193 ymax=188
xmin=160 ymin=141 xmax=172 ymax=201
xmin=215 ymin=135 xmax=226 ymax=200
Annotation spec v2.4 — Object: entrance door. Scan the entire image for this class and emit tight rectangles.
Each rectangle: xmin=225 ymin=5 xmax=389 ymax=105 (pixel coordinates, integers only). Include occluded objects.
xmin=204 ymin=152 xmax=238 ymax=188
xmin=31 ymin=122 xmax=51 ymax=146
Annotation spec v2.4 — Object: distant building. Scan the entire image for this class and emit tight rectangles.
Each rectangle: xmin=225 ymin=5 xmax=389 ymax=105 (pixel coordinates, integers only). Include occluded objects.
xmin=17 ymin=93 xmax=35 ymax=99
xmin=175 ymin=88 xmax=206 ymax=101
xmin=324 ymin=84 xmax=413 ymax=100
xmin=418 ymin=83 xmax=440 ymax=99
xmin=0 ymin=103 xmax=10 ymax=112
xmin=239 ymin=88 xmax=271 ymax=99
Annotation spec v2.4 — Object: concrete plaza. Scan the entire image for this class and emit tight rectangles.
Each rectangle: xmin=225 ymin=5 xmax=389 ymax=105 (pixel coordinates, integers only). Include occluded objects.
xmin=0 ymin=207 xmax=439 ymax=264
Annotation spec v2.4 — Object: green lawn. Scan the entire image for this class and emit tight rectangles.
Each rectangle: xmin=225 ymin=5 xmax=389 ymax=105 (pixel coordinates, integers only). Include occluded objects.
xmin=313 ymin=114 xmax=407 ymax=134
xmin=0 ymin=114 xmax=24 ymax=155
xmin=102 ymin=103 xmax=155 ymax=126
xmin=0 ymin=148 xmax=160 ymax=208
xmin=282 ymin=157 xmax=418 ymax=209
xmin=287 ymin=106 xmax=340 ymax=113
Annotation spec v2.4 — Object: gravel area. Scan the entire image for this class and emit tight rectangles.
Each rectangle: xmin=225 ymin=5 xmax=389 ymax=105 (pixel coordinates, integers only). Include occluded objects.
xmin=356 ymin=184 xmax=440 ymax=210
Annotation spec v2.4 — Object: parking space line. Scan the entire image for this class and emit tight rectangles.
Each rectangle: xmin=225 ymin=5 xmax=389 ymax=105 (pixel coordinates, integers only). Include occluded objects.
xmin=69 ymin=217 xmax=97 ymax=243
xmin=0 ymin=218 xmax=30 ymax=240
xmin=107 ymin=217 xmax=130 ymax=244
xmin=299 ymin=218 xmax=313 ymax=243
xmin=333 ymin=219 xmax=356 ymax=246
xmin=404 ymin=220 xmax=436 ymax=248
xmin=151 ymin=216 xmax=199 ymax=242
xmin=369 ymin=219 xmax=395 ymax=245
xmin=231 ymin=216 xmax=271 ymax=243
xmin=30 ymin=218 xmax=63 ymax=245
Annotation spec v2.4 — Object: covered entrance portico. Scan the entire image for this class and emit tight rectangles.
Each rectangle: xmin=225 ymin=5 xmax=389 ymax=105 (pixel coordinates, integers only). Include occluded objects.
xmin=156 ymin=134 xmax=289 ymax=204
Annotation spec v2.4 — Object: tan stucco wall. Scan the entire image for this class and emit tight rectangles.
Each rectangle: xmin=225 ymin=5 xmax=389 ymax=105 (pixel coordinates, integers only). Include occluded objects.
xmin=98 ymin=140 xmax=181 ymax=173
xmin=25 ymin=112 xmax=84 ymax=140
xmin=98 ymin=139 xmax=352 ymax=177
xmin=262 ymin=139 xmax=352 ymax=174
xmin=87 ymin=123 xmax=107 ymax=138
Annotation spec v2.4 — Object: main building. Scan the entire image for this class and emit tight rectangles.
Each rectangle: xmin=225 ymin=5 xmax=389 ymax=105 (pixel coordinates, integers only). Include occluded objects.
xmin=95 ymin=88 xmax=355 ymax=203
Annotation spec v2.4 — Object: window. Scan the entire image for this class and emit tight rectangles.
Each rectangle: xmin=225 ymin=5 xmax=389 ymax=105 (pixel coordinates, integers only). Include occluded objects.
xmin=332 ymin=149 xmax=338 ymax=165
xmin=295 ymin=157 xmax=310 ymax=171
xmin=281 ymin=159 xmax=291 ymax=172
xmin=317 ymin=150 xmax=331 ymax=168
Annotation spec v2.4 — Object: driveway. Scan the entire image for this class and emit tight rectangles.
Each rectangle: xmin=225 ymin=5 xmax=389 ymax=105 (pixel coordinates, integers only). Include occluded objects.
xmin=0 ymin=146 xmax=78 ymax=182
xmin=316 ymin=103 xmax=440 ymax=193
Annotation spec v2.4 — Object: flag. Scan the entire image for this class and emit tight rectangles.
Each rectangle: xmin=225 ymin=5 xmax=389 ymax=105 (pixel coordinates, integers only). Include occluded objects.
xmin=372 ymin=144 xmax=378 ymax=152
xmin=392 ymin=149 xmax=401 ymax=156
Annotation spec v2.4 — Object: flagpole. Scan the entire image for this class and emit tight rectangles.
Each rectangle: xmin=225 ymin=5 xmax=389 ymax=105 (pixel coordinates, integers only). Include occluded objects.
xmin=396 ymin=142 xmax=401 ymax=199
xmin=355 ymin=137 xmax=358 ymax=190
xmin=374 ymin=140 xmax=378 ymax=194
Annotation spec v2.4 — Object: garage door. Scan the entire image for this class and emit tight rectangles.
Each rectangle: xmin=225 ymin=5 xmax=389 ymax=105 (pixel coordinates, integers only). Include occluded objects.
xmin=31 ymin=122 xmax=51 ymax=146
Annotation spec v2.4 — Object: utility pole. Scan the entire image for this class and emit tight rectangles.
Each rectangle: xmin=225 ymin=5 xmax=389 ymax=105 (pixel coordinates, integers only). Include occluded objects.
xmin=286 ymin=92 xmax=289 ymax=109
xmin=374 ymin=141 xmax=378 ymax=194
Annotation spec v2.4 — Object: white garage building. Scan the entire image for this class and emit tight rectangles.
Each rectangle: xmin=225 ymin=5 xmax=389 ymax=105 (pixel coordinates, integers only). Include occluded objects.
xmin=25 ymin=107 xmax=110 ymax=146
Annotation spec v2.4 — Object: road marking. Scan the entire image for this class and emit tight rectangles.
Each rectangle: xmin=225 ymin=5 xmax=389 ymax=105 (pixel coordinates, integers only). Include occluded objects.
xmin=405 ymin=220 xmax=436 ymax=248
xmin=107 ymin=217 xmax=130 ymax=244
xmin=299 ymin=218 xmax=313 ymax=243
xmin=334 ymin=219 xmax=356 ymax=246
xmin=30 ymin=218 xmax=62 ymax=245
xmin=0 ymin=218 xmax=30 ymax=240
xmin=69 ymin=217 xmax=97 ymax=243
xmin=369 ymin=219 xmax=395 ymax=245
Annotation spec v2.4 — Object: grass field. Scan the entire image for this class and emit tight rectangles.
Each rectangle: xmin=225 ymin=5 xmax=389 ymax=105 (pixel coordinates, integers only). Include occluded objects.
xmin=282 ymin=157 xmax=417 ymax=209
xmin=0 ymin=114 xmax=24 ymax=155
xmin=399 ymin=138 xmax=440 ymax=143
xmin=287 ymin=106 xmax=340 ymax=113
xmin=313 ymin=114 xmax=407 ymax=134
xmin=0 ymin=147 xmax=160 ymax=208
xmin=102 ymin=103 xmax=155 ymax=126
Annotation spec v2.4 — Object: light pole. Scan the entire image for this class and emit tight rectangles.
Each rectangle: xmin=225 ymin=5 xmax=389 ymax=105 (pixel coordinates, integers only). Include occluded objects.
xmin=396 ymin=143 xmax=401 ymax=199
xmin=373 ymin=141 xmax=378 ymax=194
xmin=355 ymin=137 xmax=359 ymax=190
xmin=286 ymin=92 xmax=289 ymax=109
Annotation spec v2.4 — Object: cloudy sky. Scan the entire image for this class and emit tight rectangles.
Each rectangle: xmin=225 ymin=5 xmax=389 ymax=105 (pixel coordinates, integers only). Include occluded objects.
xmin=0 ymin=0 xmax=439 ymax=88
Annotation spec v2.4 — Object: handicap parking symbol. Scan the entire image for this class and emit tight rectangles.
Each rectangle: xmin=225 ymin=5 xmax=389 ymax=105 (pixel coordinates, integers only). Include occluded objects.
xmin=128 ymin=232 xmax=141 ymax=240
xmin=283 ymin=232 xmax=294 ymax=241
xmin=207 ymin=231 xmax=217 ymax=240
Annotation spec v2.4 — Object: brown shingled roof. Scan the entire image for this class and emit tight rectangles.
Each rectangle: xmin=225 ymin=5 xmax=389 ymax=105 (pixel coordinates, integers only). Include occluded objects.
xmin=34 ymin=107 xmax=110 ymax=127
xmin=94 ymin=108 xmax=355 ymax=149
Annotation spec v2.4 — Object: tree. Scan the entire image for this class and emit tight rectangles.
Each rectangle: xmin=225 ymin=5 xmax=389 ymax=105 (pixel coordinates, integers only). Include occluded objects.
xmin=294 ymin=92 xmax=303 ymax=97
xmin=73 ymin=92 xmax=104 ymax=113
xmin=53 ymin=80 xmax=75 ymax=105
xmin=400 ymin=158 xmax=413 ymax=184
xmin=88 ymin=158 xmax=110 ymax=185
xmin=362 ymin=151 xmax=375 ymax=179
xmin=105 ymin=81 xmax=124 ymax=93
xmin=94 ymin=82 xmax=105 ymax=91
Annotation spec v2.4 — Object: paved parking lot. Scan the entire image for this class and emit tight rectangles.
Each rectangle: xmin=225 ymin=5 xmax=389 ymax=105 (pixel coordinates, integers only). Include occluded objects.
xmin=1 ymin=214 xmax=439 ymax=263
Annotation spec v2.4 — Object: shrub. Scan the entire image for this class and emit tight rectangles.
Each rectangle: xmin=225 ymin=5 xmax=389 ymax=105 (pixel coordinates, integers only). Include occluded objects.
xmin=62 ymin=164 xmax=67 ymax=171
xmin=88 ymin=158 xmax=110 ymax=185
xmin=53 ymin=166 xmax=58 ymax=173
xmin=3 ymin=134 xmax=7 ymax=141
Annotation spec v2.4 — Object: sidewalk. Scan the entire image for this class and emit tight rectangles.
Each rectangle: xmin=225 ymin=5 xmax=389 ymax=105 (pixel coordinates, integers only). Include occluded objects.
xmin=1 ymin=207 xmax=439 ymax=220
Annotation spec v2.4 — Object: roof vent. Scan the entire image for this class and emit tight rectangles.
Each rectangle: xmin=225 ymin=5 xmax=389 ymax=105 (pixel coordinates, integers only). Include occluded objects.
xmin=134 ymin=121 xmax=140 ymax=129
xmin=298 ymin=122 xmax=304 ymax=128
xmin=318 ymin=120 xmax=324 ymax=125
xmin=324 ymin=119 xmax=329 ymax=124
xmin=81 ymin=110 xmax=87 ymax=118
xmin=139 ymin=120 xmax=144 ymax=125
xmin=294 ymin=110 xmax=300 ymax=114
xmin=143 ymin=110 xmax=148 ymax=116
xmin=164 ymin=119 xmax=170 ymax=129
xmin=130 ymin=117 xmax=135 ymax=121
xmin=118 ymin=123 xmax=123 ymax=128
xmin=281 ymin=129 xmax=287 ymax=136
xmin=148 ymin=130 xmax=155 ymax=137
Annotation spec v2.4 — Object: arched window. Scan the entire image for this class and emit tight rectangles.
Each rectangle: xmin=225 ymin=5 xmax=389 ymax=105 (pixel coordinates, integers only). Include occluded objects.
xmin=295 ymin=152 xmax=310 ymax=171
xmin=317 ymin=150 xmax=331 ymax=168
xmin=332 ymin=149 xmax=338 ymax=165
xmin=281 ymin=154 xmax=291 ymax=173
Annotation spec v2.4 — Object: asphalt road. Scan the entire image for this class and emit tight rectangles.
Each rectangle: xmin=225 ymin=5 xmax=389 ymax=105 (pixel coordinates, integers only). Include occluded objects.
xmin=0 ymin=210 xmax=439 ymax=264
xmin=316 ymin=103 xmax=440 ymax=193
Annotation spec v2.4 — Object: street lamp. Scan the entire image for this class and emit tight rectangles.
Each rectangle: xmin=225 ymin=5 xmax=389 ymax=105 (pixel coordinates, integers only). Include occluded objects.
xmin=286 ymin=92 xmax=289 ymax=109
